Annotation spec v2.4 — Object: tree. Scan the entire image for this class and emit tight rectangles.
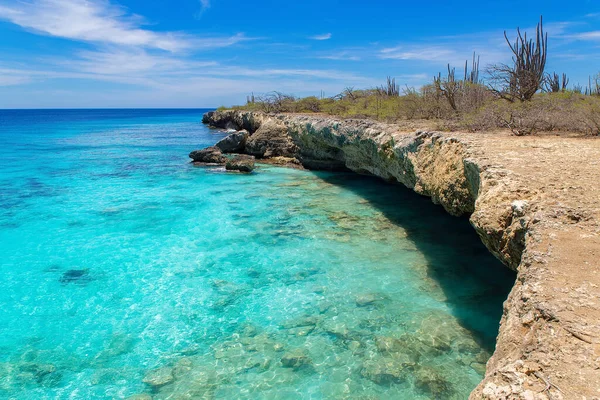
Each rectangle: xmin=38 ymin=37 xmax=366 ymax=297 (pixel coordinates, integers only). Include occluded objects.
xmin=488 ymin=16 xmax=548 ymax=102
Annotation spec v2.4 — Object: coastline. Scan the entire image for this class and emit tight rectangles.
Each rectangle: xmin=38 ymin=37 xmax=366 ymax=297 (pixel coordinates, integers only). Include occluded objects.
xmin=200 ymin=110 xmax=600 ymax=399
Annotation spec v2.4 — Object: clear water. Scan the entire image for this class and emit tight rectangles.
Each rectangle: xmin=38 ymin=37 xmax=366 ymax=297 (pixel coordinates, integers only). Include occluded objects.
xmin=0 ymin=109 xmax=514 ymax=399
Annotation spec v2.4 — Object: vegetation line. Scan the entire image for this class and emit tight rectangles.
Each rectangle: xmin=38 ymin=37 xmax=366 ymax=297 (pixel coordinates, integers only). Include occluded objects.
xmin=226 ymin=17 xmax=600 ymax=136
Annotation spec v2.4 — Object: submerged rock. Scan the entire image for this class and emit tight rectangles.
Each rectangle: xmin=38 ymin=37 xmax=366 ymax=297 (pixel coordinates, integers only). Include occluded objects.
xmin=189 ymin=146 xmax=227 ymax=164
xmin=375 ymin=336 xmax=404 ymax=354
xmin=414 ymin=366 xmax=454 ymax=398
xmin=280 ymin=349 xmax=311 ymax=369
xmin=59 ymin=269 xmax=92 ymax=285
xmin=225 ymin=154 xmax=255 ymax=172
xmin=360 ymin=357 xmax=411 ymax=385
xmin=142 ymin=367 xmax=174 ymax=389
xmin=18 ymin=362 xmax=61 ymax=386
xmin=320 ymin=320 xmax=351 ymax=340
xmin=215 ymin=130 xmax=249 ymax=153
xmin=355 ymin=293 xmax=386 ymax=307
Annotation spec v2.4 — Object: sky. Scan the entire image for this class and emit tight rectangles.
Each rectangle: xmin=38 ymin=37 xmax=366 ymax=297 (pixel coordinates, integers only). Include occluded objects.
xmin=0 ymin=0 xmax=599 ymax=108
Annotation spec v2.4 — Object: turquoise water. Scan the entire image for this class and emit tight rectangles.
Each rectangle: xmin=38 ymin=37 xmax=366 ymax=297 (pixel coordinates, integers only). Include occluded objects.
xmin=0 ymin=109 xmax=514 ymax=399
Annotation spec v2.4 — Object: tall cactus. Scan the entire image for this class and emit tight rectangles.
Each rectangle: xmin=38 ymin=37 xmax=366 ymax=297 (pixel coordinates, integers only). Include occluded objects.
xmin=504 ymin=16 xmax=548 ymax=101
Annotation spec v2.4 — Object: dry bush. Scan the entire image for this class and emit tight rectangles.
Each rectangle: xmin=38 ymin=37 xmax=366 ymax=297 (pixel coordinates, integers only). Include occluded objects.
xmin=461 ymin=93 xmax=600 ymax=135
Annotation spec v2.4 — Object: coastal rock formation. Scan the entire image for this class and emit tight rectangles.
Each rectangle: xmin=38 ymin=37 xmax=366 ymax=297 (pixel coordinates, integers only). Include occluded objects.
xmin=189 ymin=146 xmax=227 ymax=164
xmin=202 ymin=110 xmax=600 ymax=399
xmin=225 ymin=154 xmax=255 ymax=172
xmin=245 ymin=119 xmax=297 ymax=158
xmin=215 ymin=130 xmax=249 ymax=153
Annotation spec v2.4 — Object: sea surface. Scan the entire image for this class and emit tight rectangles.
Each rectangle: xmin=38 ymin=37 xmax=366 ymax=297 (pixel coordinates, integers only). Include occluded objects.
xmin=0 ymin=109 xmax=515 ymax=399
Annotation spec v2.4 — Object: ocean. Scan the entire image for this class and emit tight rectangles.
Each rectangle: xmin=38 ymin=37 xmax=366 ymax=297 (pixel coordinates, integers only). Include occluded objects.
xmin=0 ymin=109 xmax=514 ymax=399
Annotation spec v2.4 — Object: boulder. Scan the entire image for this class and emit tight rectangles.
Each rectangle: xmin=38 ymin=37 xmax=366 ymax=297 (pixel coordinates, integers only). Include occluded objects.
xmin=245 ymin=120 xmax=297 ymax=158
xmin=225 ymin=155 xmax=255 ymax=172
xmin=215 ymin=130 xmax=249 ymax=153
xmin=189 ymin=146 xmax=227 ymax=164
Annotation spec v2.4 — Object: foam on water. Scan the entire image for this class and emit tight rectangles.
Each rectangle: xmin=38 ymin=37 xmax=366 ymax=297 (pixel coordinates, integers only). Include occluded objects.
xmin=0 ymin=109 xmax=514 ymax=399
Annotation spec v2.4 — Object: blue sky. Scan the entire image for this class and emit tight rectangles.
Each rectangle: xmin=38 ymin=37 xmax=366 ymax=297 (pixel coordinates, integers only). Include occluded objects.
xmin=0 ymin=0 xmax=599 ymax=108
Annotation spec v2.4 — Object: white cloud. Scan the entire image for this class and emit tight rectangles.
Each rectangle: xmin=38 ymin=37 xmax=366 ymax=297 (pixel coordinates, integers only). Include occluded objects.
xmin=195 ymin=0 xmax=210 ymax=18
xmin=380 ymin=46 xmax=457 ymax=62
xmin=0 ymin=0 xmax=245 ymax=52
xmin=69 ymin=48 xmax=218 ymax=75
xmin=0 ymin=74 xmax=32 ymax=86
xmin=318 ymin=51 xmax=361 ymax=61
xmin=566 ymin=31 xmax=600 ymax=41
xmin=310 ymin=33 xmax=332 ymax=41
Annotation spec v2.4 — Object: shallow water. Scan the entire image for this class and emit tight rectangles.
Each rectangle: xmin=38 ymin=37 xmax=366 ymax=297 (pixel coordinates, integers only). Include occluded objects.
xmin=0 ymin=109 xmax=514 ymax=399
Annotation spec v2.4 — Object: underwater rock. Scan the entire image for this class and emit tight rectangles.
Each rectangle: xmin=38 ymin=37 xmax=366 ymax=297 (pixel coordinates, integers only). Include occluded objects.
xmin=455 ymin=337 xmax=483 ymax=355
xmin=172 ymin=357 xmax=193 ymax=379
xmin=321 ymin=320 xmax=351 ymax=340
xmin=471 ymin=362 xmax=487 ymax=375
xmin=17 ymin=362 xmax=61 ymax=386
xmin=189 ymin=146 xmax=227 ymax=164
xmin=355 ymin=293 xmax=385 ymax=307
xmin=280 ymin=315 xmax=320 ymax=336
xmin=142 ymin=367 xmax=174 ymax=389
xmin=281 ymin=315 xmax=320 ymax=330
xmin=225 ymin=154 xmax=255 ymax=172
xmin=59 ymin=269 xmax=92 ymax=285
xmin=389 ymin=334 xmax=447 ymax=362
xmin=281 ymin=349 xmax=311 ymax=369
xmin=360 ymin=357 xmax=411 ymax=385
xmin=215 ymin=130 xmax=249 ymax=153
xmin=375 ymin=336 xmax=404 ymax=354
xmin=414 ymin=366 xmax=454 ymax=398
xmin=209 ymin=280 xmax=251 ymax=310
xmin=347 ymin=341 xmax=361 ymax=352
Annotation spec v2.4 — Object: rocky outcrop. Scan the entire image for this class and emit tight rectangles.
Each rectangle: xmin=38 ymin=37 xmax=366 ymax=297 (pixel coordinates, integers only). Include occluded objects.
xmin=215 ymin=130 xmax=249 ymax=153
xmin=202 ymin=110 xmax=264 ymax=133
xmin=245 ymin=119 xmax=297 ymax=158
xmin=189 ymin=146 xmax=227 ymax=164
xmin=202 ymin=110 xmax=600 ymax=399
xmin=225 ymin=154 xmax=255 ymax=172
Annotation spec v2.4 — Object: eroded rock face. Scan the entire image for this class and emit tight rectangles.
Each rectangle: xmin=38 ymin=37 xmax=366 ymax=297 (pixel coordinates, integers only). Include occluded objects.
xmin=245 ymin=119 xmax=298 ymax=158
xmin=201 ymin=110 xmax=600 ymax=399
xmin=189 ymin=146 xmax=227 ymax=164
xmin=225 ymin=154 xmax=255 ymax=172
xmin=215 ymin=130 xmax=249 ymax=153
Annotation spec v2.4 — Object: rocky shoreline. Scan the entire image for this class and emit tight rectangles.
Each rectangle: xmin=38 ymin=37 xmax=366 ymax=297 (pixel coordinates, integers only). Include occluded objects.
xmin=196 ymin=110 xmax=600 ymax=399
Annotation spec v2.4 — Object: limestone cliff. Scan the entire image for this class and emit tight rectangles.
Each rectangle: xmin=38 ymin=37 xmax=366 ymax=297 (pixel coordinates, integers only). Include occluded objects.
xmin=202 ymin=110 xmax=600 ymax=399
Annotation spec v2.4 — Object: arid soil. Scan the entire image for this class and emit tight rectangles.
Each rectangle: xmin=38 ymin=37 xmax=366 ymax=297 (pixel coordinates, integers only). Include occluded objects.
xmin=461 ymin=133 xmax=600 ymax=400
xmin=203 ymin=111 xmax=600 ymax=399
